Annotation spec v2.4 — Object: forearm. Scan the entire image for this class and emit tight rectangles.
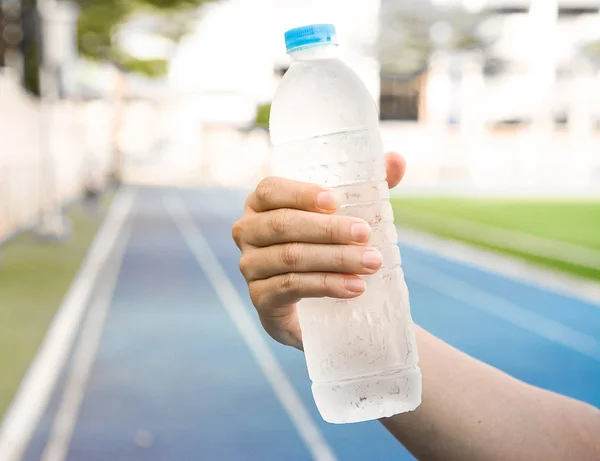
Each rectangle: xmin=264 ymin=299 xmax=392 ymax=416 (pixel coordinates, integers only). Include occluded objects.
xmin=381 ymin=326 xmax=600 ymax=461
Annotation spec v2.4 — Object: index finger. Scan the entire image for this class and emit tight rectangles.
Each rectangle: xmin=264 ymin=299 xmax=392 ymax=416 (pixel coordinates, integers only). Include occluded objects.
xmin=247 ymin=176 xmax=338 ymax=213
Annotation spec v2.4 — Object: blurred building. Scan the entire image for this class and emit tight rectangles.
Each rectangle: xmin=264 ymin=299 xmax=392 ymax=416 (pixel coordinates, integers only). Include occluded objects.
xmin=380 ymin=0 xmax=600 ymax=127
xmin=379 ymin=73 xmax=425 ymax=122
xmin=481 ymin=0 xmax=600 ymax=126
xmin=376 ymin=0 xmax=600 ymax=194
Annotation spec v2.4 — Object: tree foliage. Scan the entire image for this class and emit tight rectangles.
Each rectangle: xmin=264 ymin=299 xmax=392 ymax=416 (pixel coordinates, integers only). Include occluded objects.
xmin=75 ymin=0 xmax=211 ymax=77
xmin=254 ymin=103 xmax=270 ymax=128
xmin=582 ymin=41 xmax=600 ymax=63
xmin=380 ymin=0 xmax=487 ymax=75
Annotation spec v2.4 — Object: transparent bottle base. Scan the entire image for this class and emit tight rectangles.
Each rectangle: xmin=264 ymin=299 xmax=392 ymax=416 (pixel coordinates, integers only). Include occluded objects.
xmin=312 ymin=365 xmax=422 ymax=424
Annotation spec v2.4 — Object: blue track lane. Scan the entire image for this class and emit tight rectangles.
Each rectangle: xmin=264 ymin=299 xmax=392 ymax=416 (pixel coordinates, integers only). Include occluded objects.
xmin=22 ymin=188 xmax=600 ymax=461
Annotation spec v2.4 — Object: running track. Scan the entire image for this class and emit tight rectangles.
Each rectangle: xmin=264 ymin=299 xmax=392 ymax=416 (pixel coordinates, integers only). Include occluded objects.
xmin=12 ymin=187 xmax=600 ymax=460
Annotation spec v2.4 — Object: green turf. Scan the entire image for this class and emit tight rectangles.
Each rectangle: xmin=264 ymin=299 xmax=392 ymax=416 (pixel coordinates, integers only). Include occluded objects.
xmin=391 ymin=197 xmax=600 ymax=281
xmin=0 ymin=193 xmax=114 ymax=420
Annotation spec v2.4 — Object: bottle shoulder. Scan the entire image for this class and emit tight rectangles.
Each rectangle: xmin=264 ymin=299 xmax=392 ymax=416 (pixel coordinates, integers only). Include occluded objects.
xmin=275 ymin=59 xmax=373 ymax=103
xmin=270 ymin=58 xmax=379 ymax=144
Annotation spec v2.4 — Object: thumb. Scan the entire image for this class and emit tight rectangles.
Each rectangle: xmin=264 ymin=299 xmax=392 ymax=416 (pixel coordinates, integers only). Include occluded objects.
xmin=385 ymin=152 xmax=407 ymax=189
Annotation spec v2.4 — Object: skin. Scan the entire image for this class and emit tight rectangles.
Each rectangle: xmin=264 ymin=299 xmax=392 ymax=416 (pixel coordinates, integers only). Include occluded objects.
xmin=232 ymin=152 xmax=600 ymax=461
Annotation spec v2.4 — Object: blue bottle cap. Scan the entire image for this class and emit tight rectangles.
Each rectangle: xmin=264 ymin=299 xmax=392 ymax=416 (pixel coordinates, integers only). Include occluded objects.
xmin=284 ymin=24 xmax=338 ymax=53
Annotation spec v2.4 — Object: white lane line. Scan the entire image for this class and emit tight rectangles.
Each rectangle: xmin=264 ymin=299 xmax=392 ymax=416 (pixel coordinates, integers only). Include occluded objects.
xmin=0 ymin=189 xmax=136 ymax=461
xmin=397 ymin=227 xmax=600 ymax=307
xmin=396 ymin=207 xmax=600 ymax=271
xmin=406 ymin=262 xmax=600 ymax=362
xmin=41 ymin=196 xmax=135 ymax=461
xmin=165 ymin=195 xmax=337 ymax=461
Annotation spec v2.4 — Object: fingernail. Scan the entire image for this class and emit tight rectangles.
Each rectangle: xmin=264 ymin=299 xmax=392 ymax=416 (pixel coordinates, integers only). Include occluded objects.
xmin=351 ymin=222 xmax=371 ymax=243
xmin=362 ymin=249 xmax=383 ymax=270
xmin=316 ymin=190 xmax=338 ymax=211
xmin=345 ymin=277 xmax=366 ymax=293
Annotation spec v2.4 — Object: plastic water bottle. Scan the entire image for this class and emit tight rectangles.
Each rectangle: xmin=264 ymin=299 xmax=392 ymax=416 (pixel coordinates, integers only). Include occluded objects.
xmin=269 ymin=24 xmax=421 ymax=424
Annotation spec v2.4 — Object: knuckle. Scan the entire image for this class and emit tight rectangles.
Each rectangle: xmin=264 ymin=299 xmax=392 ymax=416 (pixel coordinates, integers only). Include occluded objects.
xmin=280 ymin=272 xmax=300 ymax=296
xmin=238 ymin=254 xmax=251 ymax=279
xmin=334 ymin=245 xmax=347 ymax=268
xmin=322 ymin=215 xmax=338 ymax=241
xmin=248 ymin=282 xmax=262 ymax=307
xmin=280 ymin=243 xmax=302 ymax=270
xmin=255 ymin=177 xmax=276 ymax=205
xmin=231 ymin=219 xmax=244 ymax=247
xmin=243 ymin=194 xmax=252 ymax=209
xmin=294 ymin=182 xmax=310 ymax=209
xmin=268 ymin=209 xmax=290 ymax=236
xmin=320 ymin=273 xmax=330 ymax=291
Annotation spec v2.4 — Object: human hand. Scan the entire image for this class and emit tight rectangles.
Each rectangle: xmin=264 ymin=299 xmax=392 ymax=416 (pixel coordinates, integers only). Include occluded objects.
xmin=232 ymin=152 xmax=407 ymax=349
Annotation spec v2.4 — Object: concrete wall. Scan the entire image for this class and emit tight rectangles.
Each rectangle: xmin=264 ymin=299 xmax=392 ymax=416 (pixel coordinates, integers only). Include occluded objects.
xmin=0 ymin=71 xmax=113 ymax=241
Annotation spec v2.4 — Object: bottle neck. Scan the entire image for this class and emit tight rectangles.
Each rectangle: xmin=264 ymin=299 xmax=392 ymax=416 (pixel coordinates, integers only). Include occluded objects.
xmin=289 ymin=44 xmax=339 ymax=62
